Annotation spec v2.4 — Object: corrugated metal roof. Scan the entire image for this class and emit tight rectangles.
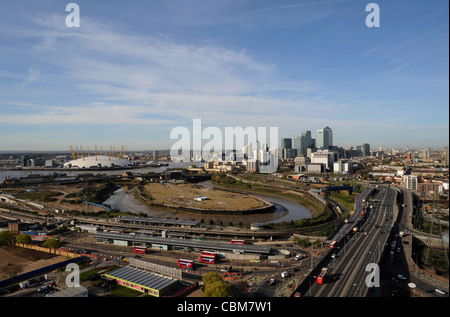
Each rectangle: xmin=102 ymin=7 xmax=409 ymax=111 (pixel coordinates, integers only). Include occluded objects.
xmin=105 ymin=266 xmax=177 ymax=290
xmin=91 ymin=232 xmax=272 ymax=254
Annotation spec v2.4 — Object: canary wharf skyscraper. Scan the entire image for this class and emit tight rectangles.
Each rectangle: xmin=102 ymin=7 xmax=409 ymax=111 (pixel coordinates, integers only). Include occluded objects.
xmin=317 ymin=126 xmax=333 ymax=150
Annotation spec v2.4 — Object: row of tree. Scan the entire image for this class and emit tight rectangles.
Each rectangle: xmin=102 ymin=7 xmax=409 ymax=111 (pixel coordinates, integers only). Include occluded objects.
xmin=0 ymin=231 xmax=62 ymax=249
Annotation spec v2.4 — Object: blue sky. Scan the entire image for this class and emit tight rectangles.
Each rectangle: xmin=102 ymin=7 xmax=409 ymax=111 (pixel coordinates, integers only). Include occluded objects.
xmin=0 ymin=0 xmax=448 ymax=151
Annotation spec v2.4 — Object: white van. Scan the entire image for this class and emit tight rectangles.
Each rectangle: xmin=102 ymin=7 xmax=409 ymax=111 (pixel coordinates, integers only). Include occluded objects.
xmin=281 ymin=271 xmax=290 ymax=278
xmin=435 ymin=289 xmax=447 ymax=295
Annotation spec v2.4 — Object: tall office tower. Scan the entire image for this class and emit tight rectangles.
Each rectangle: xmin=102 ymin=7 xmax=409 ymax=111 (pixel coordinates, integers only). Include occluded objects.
xmin=293 ymin=136 xmax=302 ymax=156
xmin=299 ymin=130 xmax=314 ymax=156
xmin=280 ymin=138 xmax=296 ymax=159
xmin=281 ymin=138 xmax=292 ymax=149
xmin=317 ymin=126 xmax=333 ymax=150
xmin=362 ymin=143 xmax=370 ymax=157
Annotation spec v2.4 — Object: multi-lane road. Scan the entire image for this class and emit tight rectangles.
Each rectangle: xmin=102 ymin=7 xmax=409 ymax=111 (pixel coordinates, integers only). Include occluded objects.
xmin=295 ymin=186 xmax=398 ymax=297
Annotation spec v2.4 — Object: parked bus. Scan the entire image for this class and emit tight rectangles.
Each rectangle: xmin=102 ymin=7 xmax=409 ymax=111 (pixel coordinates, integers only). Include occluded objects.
xmin=231 ymin=239 xmax=245 ymax=245
xmin=317 ymin=268 xmax=327 ymax=284
xmin=133 ymin=246 xmax=147 ymax=254
xmin=178 ymin=259 xmax=194 ymax=269
xmin=200 ymin=251 xmax=216 ymax=264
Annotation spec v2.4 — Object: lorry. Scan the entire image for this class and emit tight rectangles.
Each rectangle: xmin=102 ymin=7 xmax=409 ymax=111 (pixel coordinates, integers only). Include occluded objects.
xmin=281 ymin=271 xmax=290 ymax=278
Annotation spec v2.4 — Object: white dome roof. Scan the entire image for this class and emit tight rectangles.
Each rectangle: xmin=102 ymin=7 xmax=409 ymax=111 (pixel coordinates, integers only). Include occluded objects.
xmin=64 ymin=155 xmax=132 ymax=168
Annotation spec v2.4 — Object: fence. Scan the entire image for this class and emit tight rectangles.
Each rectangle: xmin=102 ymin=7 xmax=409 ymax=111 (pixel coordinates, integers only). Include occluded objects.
xmin=129 ymin=258 xmax=182 ymax=280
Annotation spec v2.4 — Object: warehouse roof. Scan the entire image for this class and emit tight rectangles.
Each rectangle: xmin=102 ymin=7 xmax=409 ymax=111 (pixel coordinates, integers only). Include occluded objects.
xmin=105 ymin=266 xmax=177 ymax=291
xmin=91 ymin=232 xmax=272 ymax=254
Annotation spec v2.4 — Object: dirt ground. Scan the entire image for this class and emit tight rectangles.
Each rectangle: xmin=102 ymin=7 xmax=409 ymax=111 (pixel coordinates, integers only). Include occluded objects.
xmin=0 ymin=245 xmax=65 ymax=281
xmin=18 ymin=183 xmax=110 ymax=213
xmin=144 ymin=183 xmax=268 ymax=211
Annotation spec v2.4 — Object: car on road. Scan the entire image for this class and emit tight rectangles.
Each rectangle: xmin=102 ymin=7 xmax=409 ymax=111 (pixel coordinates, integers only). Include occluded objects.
xmin=37 ymin=285 xmax=50 ymax=293
xmin=435 ymin=289 xmax=447 ymax=295
xmin=45 ymin=290 xmax=57 ymax=297
xmin=397 ymin=274 xmax=406 ymax=280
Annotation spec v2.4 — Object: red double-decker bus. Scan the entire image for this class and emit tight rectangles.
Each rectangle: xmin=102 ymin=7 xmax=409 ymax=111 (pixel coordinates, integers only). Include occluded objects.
xmin=329 ymin=240 xmax=337 ymax=249
xmin=133 ymin=246 xmax=147 ymax=254
xmin=178 ymin=259 xmax=194 ymax=269
xmin=231 ymin=239 xmax=245 ymax=245
xmin=200 ymin=251 xmax=216 ymax=264
xmin=317 ymin=268 xmax=327 ymax=284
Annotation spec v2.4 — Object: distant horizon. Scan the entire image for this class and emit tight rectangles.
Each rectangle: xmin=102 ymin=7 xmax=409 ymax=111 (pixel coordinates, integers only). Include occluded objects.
xmin=0 ymin=1 xmax=448 ymax=151
xmin=0 ymin=144 xmax=447 ymax=154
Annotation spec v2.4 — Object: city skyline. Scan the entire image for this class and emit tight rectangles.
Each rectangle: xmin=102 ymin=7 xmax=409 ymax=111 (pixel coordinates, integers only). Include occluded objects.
xmin=0 ymin=0 xmax=448 ymax=151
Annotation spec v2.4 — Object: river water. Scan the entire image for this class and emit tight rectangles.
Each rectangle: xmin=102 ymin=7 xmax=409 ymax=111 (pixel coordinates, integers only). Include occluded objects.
xmin=0 ymin=162 xmax=193 ymax=180
xmin=2 ymin=162 xmax=311 ymax=224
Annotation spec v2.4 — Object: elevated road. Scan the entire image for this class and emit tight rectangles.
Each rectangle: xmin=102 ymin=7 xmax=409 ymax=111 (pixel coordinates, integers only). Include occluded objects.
xmin=293 ymin=186 xmax=398 ymax=297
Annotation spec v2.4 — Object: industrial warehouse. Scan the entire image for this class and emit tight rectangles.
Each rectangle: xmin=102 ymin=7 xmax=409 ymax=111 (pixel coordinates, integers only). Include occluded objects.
xmin=105 ymin=266 xmax=177 ymax=297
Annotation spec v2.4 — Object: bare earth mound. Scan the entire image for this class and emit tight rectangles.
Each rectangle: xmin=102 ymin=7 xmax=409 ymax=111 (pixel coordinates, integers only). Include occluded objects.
xmin=144 ymin=183 xmax=273 ymax=213
xmin=0 ymin=245 xmax=63 ymax=281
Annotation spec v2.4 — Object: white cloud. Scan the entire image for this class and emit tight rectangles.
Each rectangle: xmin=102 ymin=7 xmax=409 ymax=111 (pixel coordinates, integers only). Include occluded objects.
xmin=2 ymin=13 xmax=335 ymax=129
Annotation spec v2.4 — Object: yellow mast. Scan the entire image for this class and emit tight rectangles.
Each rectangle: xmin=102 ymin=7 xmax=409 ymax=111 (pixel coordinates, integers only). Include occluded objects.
xmin=75 ymin=146 xmax=80 ymax=159
xmin=119 ymin=145 xmax=124 ymax=159
xmin=69 ymin=146 xmax=77 ymax=160
xmin=95 ymin=145 xmax=98 ymax=161
xmin=80 ymin=146 xmax=85 ymax=160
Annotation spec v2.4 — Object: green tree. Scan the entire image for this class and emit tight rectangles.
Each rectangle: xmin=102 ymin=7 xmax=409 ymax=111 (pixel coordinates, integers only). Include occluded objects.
xmin=0 ymin=230 xmax=14 ymax=245
xmin=16 ymin=234 xmax=32 ymax=245
xmin=42 ymin=238 xmax=62 ymax=249
xmin=202 ymin=272 xmax=223 ymax=287
xmin=203 ymin=281 xmax=233 ymax=297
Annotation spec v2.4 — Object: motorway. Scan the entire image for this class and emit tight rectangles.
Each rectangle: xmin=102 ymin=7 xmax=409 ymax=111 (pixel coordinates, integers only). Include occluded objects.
xmin=296 ymin=186 xmax=398 ymax=297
